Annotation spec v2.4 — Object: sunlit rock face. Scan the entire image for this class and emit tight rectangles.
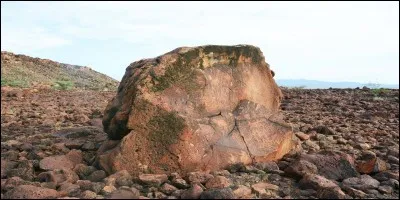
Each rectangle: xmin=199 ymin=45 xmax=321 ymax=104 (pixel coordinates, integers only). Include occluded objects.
xmin=96 ymin=45 xmax=294 ymax=176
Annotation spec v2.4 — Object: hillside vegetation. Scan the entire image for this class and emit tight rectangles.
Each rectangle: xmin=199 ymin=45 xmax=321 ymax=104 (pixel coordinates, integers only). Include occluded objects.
xmin=1 ymin=51 xmax=119 ymax=91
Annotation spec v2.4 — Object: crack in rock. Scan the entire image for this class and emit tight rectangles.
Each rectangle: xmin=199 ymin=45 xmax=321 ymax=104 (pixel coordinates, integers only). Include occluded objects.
xmin=237 ymin=122 xmax=255 ymax=163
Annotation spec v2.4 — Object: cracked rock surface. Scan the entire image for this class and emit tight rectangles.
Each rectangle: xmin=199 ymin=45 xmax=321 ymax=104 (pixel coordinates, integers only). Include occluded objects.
xmin=97 ymin=45 xmax=294 ymax=176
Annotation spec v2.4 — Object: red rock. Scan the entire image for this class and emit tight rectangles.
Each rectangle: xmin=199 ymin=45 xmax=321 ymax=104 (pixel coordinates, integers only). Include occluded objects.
xmin=37 ymin=168 xmax=79 ymax=186
xmin=317 ymin=187 xmax=347 ymax=199
xmin=284 ymin=159 xmax=318 ymax=179
xmin=39 ymin=155 xmax=74 ymax=170
xmin=251 ymin=182 xmax=279 ymax=195
xmin=138 ymin=174 xmax=168 ymax=186
xmin=205 ymin=176 xmax=232 ymax=189
xmin=233 ymin=185 xmax=252 ymax=198
xmin=109 ymin=188 xmax=140 ymax=199
xmin=356 ymin=151 xmax=387 ymax=174
xmin=187 ymin=171 xmax=214 ymax=184
xmin=97 ymin=45 xmax=294 ymax=176
xmin=80 ymin=190 xmax=97 ymax=199
xmin=104 ymin=170 xmax=132 ymax=186
xmin=299 ymin=174 xmax=338 ymax=190
xmin=160 ymin=183 xmax=178 ymax=195
xmin=299 ymin=150 xmax=359 ymax=180
xmin=4 ymin=185 xmax=59 ymax=199
xmin=65 ymin=149 xmax=83 ymax=167
xmin=295 ymin=132 xmax=310 ymax=140
xmin=180 ymin=184 xmax=204 ymax=199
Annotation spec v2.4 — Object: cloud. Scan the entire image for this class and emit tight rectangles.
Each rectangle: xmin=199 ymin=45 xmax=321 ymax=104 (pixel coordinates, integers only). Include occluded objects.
xmin=1 ymin=26 xmax=71 ymax=52
xmin=1 ymin=1 xmax=398 ymax=83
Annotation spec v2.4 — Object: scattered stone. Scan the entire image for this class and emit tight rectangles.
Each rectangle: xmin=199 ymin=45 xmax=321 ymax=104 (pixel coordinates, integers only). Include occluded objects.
xmin=251 ymin=182 xmax=279 ymax=196
xmin=58 ymin=182 xmax=81 ymax=197
xmin=172 ymin=178 xmax=190 ymax=189
xmin=356 ymin=151 xmax=379 ymax=174
xmin=2 ymin=176 xmax=39 ymax=192
xmin=373 ymin=171 xmax=399 ymax=181
xmin=154 ymin=191 xmax=167 ymax=199
xmin=74 ymin=164 xmax=97 ymax=180
xmin=316 ymin=187 xmax=346 ymax=199
xmin=342 ymin=185 xmax=367 ymax=198
xmin=76 ymin=180 xmax=92 ymax=191
xmin=20 ymin=143 xmax=33 ymax=151
xmin=1 ymin=159 xmax=17 ymax=178
xmin=160 ymin=183 xmax=178 ymax=195
xmin=180 ymin=184 xmax=203 ymax=199
xmin=80 ymin=190 xmax=97 ymax=199
xmin=187 ymin=171 xmax=214 ymax=184
xmin=337 ymin=138 xmax=347 ymax=145
xmin=357 ymin=143 xmax=371 ymax=150
xmin=39 ymin=155 xmax=74 ymax=170
xmin=41 ymin=182 xmax=57 ymax=190
xmin=314 ymin=126 xmax=336 ymax=135
xmin=387 ymin=146 xmax=399 ymax=157
xmin=295 ymin=132 xmax=310 ymax=140
xmin=205 ymin=176 xmax=232 ymax=189
xmin=65 ymin=141 xmax=84 ymax=149
xmin=277 ymin=161 xmax=290 ymax=170
xmin=299 ymin=174 xmax=338 ymax=190
xmin=232 ymin=185 xmax=252 ymax=198
xmin=109 ymin=188 xmax=140 ymax=199
xmin=91 ymin=182 xmax=106 ymax=194
xmin=304 ymin=140 xmax=320 ymax=151
xmin=65 ymin=149 xmax=84 ymax=167
xmin=4 ymin=185 xmax=59 ymax=199
xmin=2 ymin=150 xmax=19 ymax=161
xmin=38 ymin=168 xmax=79 ymax=186
xmin=199 ymin=188 xmax=235 ymax=199
xmin=6 ymin=160 xmax=34 ymax=181
xmin=387 ymin=155 xmax=399 ymax=164
xmin=138 ymin=174 xmax=168 ymax=186
xmin=284 ymin=159 xmax=318 ymax=179
xmin=342 ymin=175 xmax=380 ymax=191
xmin=377 ymin=185 xmax=393 ymax=194
xmin=299 ymin=150 xmax=359 ymax=180
xmin=380 ymin=179 xmax=399 ymax=189
xmin=82 ymin=141 xmax=96 ymax=151
xmin=101 ymin=185 xmax=117 ymax=195
xmin=104 ymin=170 xmax=132 ymax=186
xmin=87 ymin=170 xmax=107 ymax=182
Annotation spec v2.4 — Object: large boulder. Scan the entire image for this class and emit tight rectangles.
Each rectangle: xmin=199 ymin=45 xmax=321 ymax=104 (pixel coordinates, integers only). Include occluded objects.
xmin=96 ymin=45 xmax=294 ymax=176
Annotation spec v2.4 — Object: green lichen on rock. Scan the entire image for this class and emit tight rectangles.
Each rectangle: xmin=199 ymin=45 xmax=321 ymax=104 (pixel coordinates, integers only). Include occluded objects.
xmin=148 ymin=111 xmax=186 ymax=149
xmin=146 ymin=111 xmax=185 ymax=170
xmin=151 ymin=55 xmax=199 ymax=92
xmin=202 ymin=45 xmax=263 ymax=64
xmin=151 ymin=45 xmax=264 ymax=92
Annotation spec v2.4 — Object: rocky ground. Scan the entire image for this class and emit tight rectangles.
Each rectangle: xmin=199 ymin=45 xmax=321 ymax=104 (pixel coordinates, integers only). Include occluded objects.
xmin=1 ymin=86 xmax=398 ymax=199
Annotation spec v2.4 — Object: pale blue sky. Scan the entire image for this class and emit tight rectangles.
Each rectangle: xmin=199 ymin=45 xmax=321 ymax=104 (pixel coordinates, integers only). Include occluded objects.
xmin=1 ymin=1 xmax=399 ymax=84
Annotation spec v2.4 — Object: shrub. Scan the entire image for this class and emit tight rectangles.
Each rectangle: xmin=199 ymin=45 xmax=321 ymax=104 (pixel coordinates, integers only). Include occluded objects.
xmin=53 ymin=80 xmax=75 ymax=90
xmin=371 ymin=88 xmax=389 ymax=97
xmin=1 ymin=79 xmax=28 ymax=88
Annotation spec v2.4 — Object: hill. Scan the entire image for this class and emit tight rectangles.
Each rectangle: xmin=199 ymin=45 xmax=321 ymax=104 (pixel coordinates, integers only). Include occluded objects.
xmin=276 ymin=79 xmax=399 ymax=89
xmin=1 ymin=51 xmax=119 ymax=91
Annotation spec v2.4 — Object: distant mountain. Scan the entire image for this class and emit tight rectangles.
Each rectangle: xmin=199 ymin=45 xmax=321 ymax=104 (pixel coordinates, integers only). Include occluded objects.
xmin=276 ymin=79 xmax=399 ymax=89
xmin=1 ymin=51 xmax=119 ymax=91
